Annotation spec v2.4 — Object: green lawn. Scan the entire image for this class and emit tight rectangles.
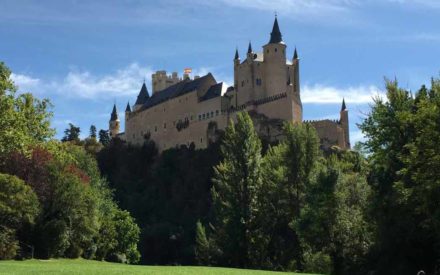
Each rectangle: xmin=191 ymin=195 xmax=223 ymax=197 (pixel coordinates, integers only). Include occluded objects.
xmin=0 ymin=259 xmax=318 ymax=275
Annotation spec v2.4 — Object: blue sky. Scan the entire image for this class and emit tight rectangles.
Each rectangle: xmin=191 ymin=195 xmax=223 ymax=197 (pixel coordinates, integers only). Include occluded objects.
xmin=1 ymin=0 xmax=439 ymax=144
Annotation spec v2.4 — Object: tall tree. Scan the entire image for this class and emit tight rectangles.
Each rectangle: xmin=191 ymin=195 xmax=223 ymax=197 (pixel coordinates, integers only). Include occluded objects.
xmin=211 ymin=112 xmax=262 ymax=268
xmin=359 ymin=78 xmax=440 ymax=274
xmin=90 ymin=125 xmax=97 ymax=139
xmin=258 ymin=122 xmax=320 ymax=270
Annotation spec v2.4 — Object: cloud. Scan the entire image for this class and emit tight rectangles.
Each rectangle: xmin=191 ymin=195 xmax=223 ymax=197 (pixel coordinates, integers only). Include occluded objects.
xmin=10 ymin=73 xmax=43 ymax=94
xmin=56 ymin=63 xmax=153 ymax=99
xmin=13 ymin=63 xmax=153 ymax=100
xmin=302 ymin=84 xmax=385 ymax=104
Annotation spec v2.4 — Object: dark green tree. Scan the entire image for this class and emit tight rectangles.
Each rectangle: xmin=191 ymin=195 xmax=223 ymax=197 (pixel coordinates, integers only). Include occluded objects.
xmin=258 ymin=122 xmax=320 ymax=270
xmin=211 ymin=112 xmax=262 ymax=268
xmin=99 ymin=129 xmax=111 ymax=146
xmin=359 ymin=78 xmax=440 ymax=274
xmin=90 ymin=125 xmax=97 ymax=139
xmin=62 ymin=123 xmax=81 ymax=143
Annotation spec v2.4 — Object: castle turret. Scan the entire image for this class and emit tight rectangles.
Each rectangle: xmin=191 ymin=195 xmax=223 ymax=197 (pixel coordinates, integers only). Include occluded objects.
xmin=263 ymin=16 xmax=287 ymax=98
xmin=247 ymin=41 xmax=253 ymax=60
xmin=125 ymin=101 xmax=131 ymax=120
xmin=340 ymin=98 xmax=350 ymax=149
xmin=134 ymin=82 xmax=149 ymax=111
xmin=109 ymin=104 xmax=120 ymax=138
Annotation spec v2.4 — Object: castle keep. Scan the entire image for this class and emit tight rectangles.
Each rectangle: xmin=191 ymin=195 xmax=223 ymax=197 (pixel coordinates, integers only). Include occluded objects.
xmin=109 ymin=17 xmax=350 ymax=151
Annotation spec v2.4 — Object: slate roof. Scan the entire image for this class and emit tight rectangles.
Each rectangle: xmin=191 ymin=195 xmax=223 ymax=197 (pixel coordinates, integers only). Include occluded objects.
xmin=200 ymin=82 xmax=224 ymax=102
xmin=139 ymin=73 xmax=216 ymax=111
xmin=135 ymin=83 xmax=150 ymax=105
xmin=269 ymin=17 xmax=283 ymax=44
xmin=110 ymin=104 xmax=118 ymax=121
xmin=125 ymin=102 xmax=131 ymax=112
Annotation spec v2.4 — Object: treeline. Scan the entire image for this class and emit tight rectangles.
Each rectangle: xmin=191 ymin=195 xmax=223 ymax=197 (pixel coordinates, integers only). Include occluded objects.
xmin=98 ymin=77 xmax=440 ymax=275
xmin=0 ymin=62 xmax=140 ymax=263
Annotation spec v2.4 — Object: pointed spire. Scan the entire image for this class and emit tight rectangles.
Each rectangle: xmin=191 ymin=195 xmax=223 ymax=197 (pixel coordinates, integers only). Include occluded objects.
xmin=341 ymin=98 xmax=347 ymax=111
xmin=135 ymin=82 xmax=150 ymax=105
xmin=234 ymin=48 xmax=239 ymax=60
xmin=125 ymin=101 xmax=131 ymax=112
xmin=269 ymin=16 xmax=283 ymax=44
xmin=110 ymin=104 xmax=119 ymax=121
xmin=247 ymin=41 xmax=253 ymax=54
xmin=294 ymin=47 xmax=298 ymax=59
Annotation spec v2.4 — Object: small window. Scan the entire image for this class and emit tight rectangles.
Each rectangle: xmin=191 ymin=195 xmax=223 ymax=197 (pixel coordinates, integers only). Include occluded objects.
xmin=241 ymin=81 xmax=244 ymax=87
xmin=164 ymin=123 xmax=166 ymax=129
xmin=216 ymin=110 xmax=219 ymax=116
xmin=199 ymin=115 xmax=201 ymax=120
xmin=155 ymin=126 xmax=157 ymax=132
xmin=275 ymin=48 xmax=278 ymax=52
xmin=266 ymin=49 xmax=269 ymax=53
xmin=200 ymin=138 xmax=203 ymax=143
xmin=210 ymin=111 xmax=214 ymax=117
xmin=203 ymin=114 xmax=206 ymax=119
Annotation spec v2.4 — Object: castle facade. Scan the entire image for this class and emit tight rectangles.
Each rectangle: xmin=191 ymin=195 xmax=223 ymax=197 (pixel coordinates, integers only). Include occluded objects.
xmin=109 ymin=17 xmax=350 ymax=151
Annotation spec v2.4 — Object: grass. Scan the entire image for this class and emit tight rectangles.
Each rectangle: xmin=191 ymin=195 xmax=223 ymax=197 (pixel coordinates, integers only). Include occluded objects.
xmin=0 ymin=259 xmax=318 ymax=275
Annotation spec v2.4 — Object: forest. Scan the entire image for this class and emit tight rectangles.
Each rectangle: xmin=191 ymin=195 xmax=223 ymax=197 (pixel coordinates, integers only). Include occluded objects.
xmin=1 ymin=61 xmax=440 ymax=275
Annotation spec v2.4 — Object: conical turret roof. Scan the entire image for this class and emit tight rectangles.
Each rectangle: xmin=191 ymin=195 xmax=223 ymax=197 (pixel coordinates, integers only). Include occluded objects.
xmin=110 ymin=104 xmax=119 ymax=121
xmin=341 ymin=98 xmax=347 ymax=111
xmin=269 ymin=17 xmax=283 ymax=44
xmin=135 ymin=82 xmax=150 ymax=105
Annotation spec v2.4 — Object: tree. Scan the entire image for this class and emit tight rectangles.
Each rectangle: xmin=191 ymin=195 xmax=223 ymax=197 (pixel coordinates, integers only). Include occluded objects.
xmin=0 ymin=173 xmax=39 ymax=259
xmin=99 ymin=129 xmax=110 ymax=146
xmin=0 ymin=62 xmax=54 ymax=157
xmin=359 ymin=78 xmax=440 ymax=274
xmin=258 ymin=122 xmax=320 ymax=270
xmin=211 ymin=112 xmax=262 ymax=268
xmin=296 ymin=152 xmax=372 ymax=275
xmin=111 ymin=210 xmax=140 ymax=264
xmin=62 ymin=123 xmax=81 ymax=143
xmin=195 ymin=221 xmax=217 ymax=265
xmin=90 ymin=125 xmax=97 ymax=139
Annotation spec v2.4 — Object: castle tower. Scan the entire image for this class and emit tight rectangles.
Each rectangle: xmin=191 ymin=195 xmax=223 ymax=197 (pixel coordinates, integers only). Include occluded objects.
xmin=263 ymin=16 xmax=288 ymax=98
xmin=109 ymin=104 xmax=120 ymax=138
xmin=134 ymin=82 xmax=150 ymax=111
xmin=125 ymin=101 xmax=131 ymax=119
xmin=247 ymin=41 xmax=253 ymax=60
xmin=340 ymin=98 xmax=350 ymax=148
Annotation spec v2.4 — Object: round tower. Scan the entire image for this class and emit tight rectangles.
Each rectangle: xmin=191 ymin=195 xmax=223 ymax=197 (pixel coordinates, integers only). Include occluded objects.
xmin=109 ymin=104 xmax=120 ymax=138
xmin=263 ymin=16 xmax=287 ymax=98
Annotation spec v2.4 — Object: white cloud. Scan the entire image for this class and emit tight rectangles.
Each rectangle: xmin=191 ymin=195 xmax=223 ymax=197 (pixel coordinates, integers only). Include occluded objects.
xmin=11 ymin=73 xmax=43 ymax=94
xmin=56 ymin=63 xmax=153 ymax=99
xmin=302 ymin=84 xmax=385 ymax=104
xmin=12 ymin=63 xmax=153 ymax=100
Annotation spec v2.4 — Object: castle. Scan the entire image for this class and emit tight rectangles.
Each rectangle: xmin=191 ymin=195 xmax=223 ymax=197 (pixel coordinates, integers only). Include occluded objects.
xmin=109 ymin=17 xmax=350 ymax=152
